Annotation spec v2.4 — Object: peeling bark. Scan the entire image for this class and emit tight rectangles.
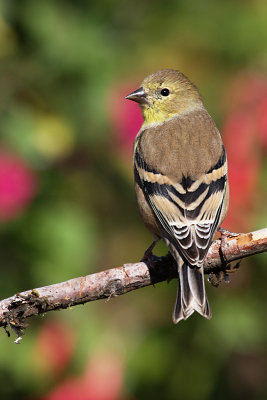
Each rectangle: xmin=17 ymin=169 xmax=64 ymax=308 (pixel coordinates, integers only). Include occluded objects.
xmin=0 ymin=228 xmax=266 ymax=340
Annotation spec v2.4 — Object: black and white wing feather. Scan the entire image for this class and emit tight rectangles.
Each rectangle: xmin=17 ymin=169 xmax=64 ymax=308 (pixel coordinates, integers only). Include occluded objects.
xmin=134 ymin=147 xmax=227 ymax=266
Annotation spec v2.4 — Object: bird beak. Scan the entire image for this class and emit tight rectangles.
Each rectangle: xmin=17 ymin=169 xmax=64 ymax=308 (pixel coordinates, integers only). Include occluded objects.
xmin=125 ymin=87 xmax=148 ymax=104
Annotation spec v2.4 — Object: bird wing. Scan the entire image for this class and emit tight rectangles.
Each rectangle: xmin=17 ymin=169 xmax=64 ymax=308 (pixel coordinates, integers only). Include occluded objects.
xmin=134 ymin=147 xmax=227 ymax=266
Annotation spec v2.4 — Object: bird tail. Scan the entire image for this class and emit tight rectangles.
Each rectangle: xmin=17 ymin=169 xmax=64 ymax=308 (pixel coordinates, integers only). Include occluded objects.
xmin=173 ymin=262 xmax=212 ymax=323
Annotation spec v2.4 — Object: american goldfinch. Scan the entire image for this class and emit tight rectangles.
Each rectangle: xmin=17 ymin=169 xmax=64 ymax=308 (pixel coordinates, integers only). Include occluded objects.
xmin=126 ymin=69 xmax=229 ymax=323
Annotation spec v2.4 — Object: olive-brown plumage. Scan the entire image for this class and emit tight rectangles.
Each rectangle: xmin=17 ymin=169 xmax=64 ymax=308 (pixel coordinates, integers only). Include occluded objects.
xmin=126 ymin=69 xmax=229 ymax=323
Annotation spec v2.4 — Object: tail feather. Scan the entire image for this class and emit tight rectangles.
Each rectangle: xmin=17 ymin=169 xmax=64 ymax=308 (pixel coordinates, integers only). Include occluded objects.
xmin=173 ymin=262 xmax=211 ymax=323
xmin=187 ymin=266 xmax=205 ymax=305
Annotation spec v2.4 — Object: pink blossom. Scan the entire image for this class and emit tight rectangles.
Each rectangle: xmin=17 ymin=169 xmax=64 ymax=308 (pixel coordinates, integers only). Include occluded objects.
xmin=0 ymin=151 xmax=37 ymax=221
xmin=34 ymin=321 xmax=76 ymax=375
xmin=109 ymin=84 xmax=143 ymax=157
xmin=42 ymin=378 xmax=85 ymax=400
xmin=222 ymin=73 xmax=267 ymax=231
xmin=41 ymin=351 xmax=124 ymax=400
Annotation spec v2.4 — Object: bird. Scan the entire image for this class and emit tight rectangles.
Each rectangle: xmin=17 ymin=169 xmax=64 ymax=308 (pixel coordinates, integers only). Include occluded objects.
xmin=126 ymin=69 xmax=229 ymax=323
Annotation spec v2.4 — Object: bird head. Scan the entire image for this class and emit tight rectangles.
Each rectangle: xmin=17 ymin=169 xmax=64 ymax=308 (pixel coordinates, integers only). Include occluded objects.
xmin=126 ymin=69 xmax=203 ymax=126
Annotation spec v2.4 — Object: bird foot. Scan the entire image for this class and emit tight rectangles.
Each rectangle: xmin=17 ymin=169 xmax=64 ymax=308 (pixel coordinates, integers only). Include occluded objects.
xmin=217 ymin=227 xmax=238 ymax=265
xmin=208 ymin=260 xmax=241 ymax=287
xmin=208 ymin=270 xmax=230 ymax=287
xmin=141 ymin=240 xmax=158 ymax=269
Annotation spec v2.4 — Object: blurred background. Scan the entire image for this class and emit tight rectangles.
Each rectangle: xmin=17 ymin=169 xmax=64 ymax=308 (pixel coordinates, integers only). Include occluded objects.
xmin=0 ymin=1 xmax=266 ymax=399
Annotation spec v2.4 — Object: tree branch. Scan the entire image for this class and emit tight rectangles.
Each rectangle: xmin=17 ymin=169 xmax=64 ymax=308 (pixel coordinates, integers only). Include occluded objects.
xmin=1 ymin=229 xmax=266 ymax=341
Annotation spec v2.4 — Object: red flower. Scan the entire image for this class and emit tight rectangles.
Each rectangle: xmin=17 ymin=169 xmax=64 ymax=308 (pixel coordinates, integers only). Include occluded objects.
xmin=221 ymin=72 xmax=267 ymax=231
xmin=0 ymin=151 xmax=37 ymax=221
xmin=108 ymin=84 xmax=143 ymax=158
xmin=41 ymin=351 xmax=124 ymax=400
xmin=41 ymin=378 xmax=84 ymax=400
xmin=34 ymin=321 xmax=76 ymax=375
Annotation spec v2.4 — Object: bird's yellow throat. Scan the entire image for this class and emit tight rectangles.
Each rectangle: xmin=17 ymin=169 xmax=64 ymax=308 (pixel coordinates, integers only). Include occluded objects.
xmin=141 ymin=102 xmax=202 ymax=128
xmin=141 ymin=106 xmax=178 ymax=128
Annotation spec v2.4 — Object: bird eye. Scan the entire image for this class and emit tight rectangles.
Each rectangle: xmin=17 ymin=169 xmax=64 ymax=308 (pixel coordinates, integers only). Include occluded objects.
xmin=161 ymin=88 xmax=170 ymax=96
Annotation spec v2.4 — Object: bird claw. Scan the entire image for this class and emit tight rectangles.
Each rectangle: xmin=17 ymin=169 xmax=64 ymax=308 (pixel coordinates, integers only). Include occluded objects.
xmin=208 ymin=271 xmax=231 ymax=287
xmin=208 ymin=260 xmax=241 ymax=287
xmin=210 ymin=228 xmax=241 ymax=288
xmin=217 ymin=227 xmax=238 ymax=265
xmin=141 ymin=240 xmax=158 ymax=269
